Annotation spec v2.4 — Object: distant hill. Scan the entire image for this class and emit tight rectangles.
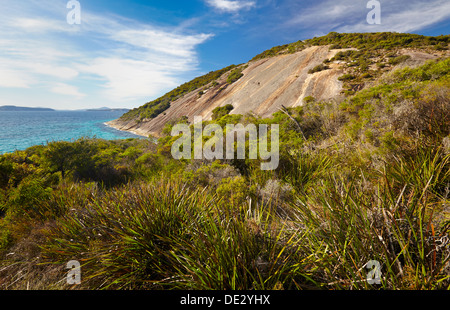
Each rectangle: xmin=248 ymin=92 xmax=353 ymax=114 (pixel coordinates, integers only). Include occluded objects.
xmin=0 ymin=105 xmax=55 ymax=112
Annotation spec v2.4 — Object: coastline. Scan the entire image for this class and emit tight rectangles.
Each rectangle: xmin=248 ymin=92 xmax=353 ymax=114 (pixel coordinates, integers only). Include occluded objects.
xmin=104 ymin=120 xmax=149 ymax=138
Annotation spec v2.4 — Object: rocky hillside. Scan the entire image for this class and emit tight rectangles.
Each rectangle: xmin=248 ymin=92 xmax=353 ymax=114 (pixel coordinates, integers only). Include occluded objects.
xmin=107 ymin=32 xmax=450 ymax=137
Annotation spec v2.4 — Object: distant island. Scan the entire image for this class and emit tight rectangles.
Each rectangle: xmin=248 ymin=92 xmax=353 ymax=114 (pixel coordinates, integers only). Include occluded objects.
xmin=0 ymin=105 xmax=55 ymax=112
xmin=0 ymin=105 xmax=130 ymax=112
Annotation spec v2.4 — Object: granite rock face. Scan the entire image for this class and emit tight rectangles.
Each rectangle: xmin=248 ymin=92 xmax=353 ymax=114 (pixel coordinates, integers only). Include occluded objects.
xmin=107 ymin=45 xmax=442 ymax=138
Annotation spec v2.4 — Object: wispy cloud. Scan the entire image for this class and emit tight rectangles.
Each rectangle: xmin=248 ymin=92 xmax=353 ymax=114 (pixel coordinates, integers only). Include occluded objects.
xmin=205 ymin=0 xmax=256 ymax=13
xmin=74 ymin=12 xmax=213 ymax=101
xmin=0 ymin=68 xmax=35 ymax=88
xmin=338 ymin=0 xmax=450 ymax=33
xmin=0 ymin=0 xmax=212 ymax=107
xmin=51 ymin=83 xmax=85 ymax=98
xmin=284 ymin=0 xmax=450 ymax=37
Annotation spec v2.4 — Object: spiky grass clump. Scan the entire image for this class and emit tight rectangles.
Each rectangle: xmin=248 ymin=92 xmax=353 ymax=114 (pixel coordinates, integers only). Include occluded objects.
xmin=290 ymin=147 xmax=450 ymax=289
xmin=41 ymin=179 xmax=316 ymax=290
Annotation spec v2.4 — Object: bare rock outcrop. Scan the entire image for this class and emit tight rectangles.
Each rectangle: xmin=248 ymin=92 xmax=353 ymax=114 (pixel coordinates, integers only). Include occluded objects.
xmin=107 ymin=45 xmax=443 ymax=138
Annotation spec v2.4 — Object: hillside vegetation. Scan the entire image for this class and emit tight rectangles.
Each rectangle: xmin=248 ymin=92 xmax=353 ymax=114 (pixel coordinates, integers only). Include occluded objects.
xmin=253 ymin=32 xmax=449 ymax=60
xmin=0 ymin=35 xmax=449 ymax=290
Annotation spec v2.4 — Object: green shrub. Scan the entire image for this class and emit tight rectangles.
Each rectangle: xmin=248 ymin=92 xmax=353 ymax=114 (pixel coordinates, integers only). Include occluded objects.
xmin=308 ymin=64 xmax=330 ymax=74
xmin=216 ymin=176 xmax=251 ymax=207
xmin=303 ymin=96 xmax=315 ymax=104
xmin=6 ymin=176 xmax=54 ymax=220
xmin=291 ymin=168 xmax=450 ymax=290
xmin=338 ymin=73 xmax=356 ymax=81
xmin=380 ymin=131 xmax=399 ymax=152
xmin=212 ymin=104 xmax=234 ymax=120
xmin=364 ymin=129 xmax=374 ymax=142
xmin=389 ymin=55 xmax=411 ymax=65
xmin=434 ymin=42 xmax=448 ymax=51
xmin=227 ymin=67 xmax=245 ymax=84
xmin=0 ymin=222 xmax=13 ymax=250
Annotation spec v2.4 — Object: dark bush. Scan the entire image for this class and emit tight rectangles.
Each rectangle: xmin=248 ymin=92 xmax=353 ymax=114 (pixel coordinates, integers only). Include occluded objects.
xmin=308 ymin=64 xmax=330 ymax=74
xmin=212 ymin=104 xmax=234 ymax=120
xmin=338 ymin=74 xmax=356 ymax=81
xmin=227 ymin=67 xmax=245 ymax=84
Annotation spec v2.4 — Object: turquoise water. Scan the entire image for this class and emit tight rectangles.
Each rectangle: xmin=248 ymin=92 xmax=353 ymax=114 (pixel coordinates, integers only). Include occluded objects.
xmin=0 ymin=110 xmax=143 ymax=154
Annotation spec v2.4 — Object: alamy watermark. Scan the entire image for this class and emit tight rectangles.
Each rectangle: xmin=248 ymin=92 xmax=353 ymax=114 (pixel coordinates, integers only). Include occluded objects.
xmin=171 ymin=116 xmax=280 ymax=171
xmin=367 ymin=0 xmax=381 ymax=25
xmin=66 ymin=260 xmax=81 ymax=285
xmin=365 ymin=260 xmax=382 ymax=284
xmin=67 ymin=0 xmax=81 ymax=25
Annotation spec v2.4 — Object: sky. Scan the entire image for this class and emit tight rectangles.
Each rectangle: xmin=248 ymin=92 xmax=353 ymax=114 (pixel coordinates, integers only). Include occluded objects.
xmin=0 ymin=0 xmax=449 ymax=110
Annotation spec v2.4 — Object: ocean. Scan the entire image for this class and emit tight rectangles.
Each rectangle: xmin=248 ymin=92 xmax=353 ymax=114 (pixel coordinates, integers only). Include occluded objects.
xmin=0 ymin=110 xmax=143 ymax=155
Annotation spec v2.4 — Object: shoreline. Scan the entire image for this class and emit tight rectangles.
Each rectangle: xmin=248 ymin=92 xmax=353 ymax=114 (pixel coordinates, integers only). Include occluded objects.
xmin=104 ymin=120 xmax=150 ymax=138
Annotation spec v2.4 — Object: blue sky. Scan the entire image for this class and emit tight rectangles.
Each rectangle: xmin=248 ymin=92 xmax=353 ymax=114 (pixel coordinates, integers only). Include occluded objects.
xmin=0 ymin=0 xmax=449 ymax=110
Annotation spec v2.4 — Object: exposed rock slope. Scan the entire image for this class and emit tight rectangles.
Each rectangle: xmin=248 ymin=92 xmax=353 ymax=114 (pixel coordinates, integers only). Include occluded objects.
xmin=107 ymin=34 xmax=448 ymax=138
xmin=107 ymin=46 xmax=347 ymax=137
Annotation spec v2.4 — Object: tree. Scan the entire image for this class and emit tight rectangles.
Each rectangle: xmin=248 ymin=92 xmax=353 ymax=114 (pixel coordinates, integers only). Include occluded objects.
xmin=43 ymin=141 xmax=75 ymax=179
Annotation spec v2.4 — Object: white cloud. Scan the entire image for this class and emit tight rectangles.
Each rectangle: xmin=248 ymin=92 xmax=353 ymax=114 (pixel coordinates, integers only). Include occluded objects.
xmin=0 ymin=0 xmax=212 ymax=108
xmin=9 ymin=17 xmax=73 ymax=33
xmin=0 ymin=68 xmax=34 ymax=88
xmin=112 ymin=29 xmax=213 ymax=58
xmin=28 ymin=63 xmax=79 ymax=80
xmin=0 ymin=36 xmax=81 ymax=90
xmin=338 ymin=1 xmax=450 ymax=33
xmin=78 ymin=57 xmax=178 ymax=101
xmin=51 ymin=83 xmax=85 ymax=98
xmin=74 ymin=12 xmax=213 ymax=101
xmin=205 ymin=0 xmax=256 ymax=13
xmin=285 ymin=0 xmax=450 ymax=35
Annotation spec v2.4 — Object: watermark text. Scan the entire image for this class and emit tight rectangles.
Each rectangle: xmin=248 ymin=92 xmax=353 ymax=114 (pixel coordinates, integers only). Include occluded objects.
xmin=67 ymin=0 xmax=81 ymax=25
xmin=171 ymin=116 xmax=279 ymax=171
xmin=367 ymin=0 xmax=381 ymax=25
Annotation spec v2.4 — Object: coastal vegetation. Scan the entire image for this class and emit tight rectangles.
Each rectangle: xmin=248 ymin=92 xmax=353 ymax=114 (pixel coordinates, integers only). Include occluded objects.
xmin=0 ymin=54 xmax=449 ymax=290
xmin=252 ymin=32 xmax=449 ymax=62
